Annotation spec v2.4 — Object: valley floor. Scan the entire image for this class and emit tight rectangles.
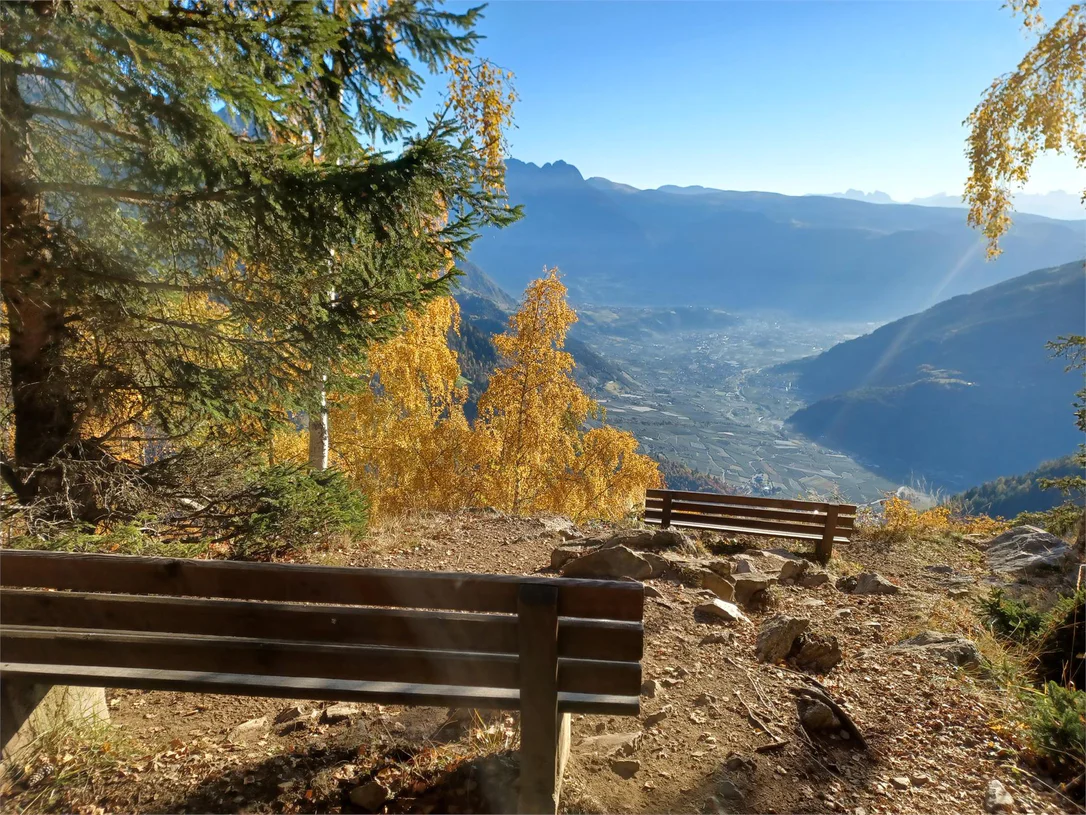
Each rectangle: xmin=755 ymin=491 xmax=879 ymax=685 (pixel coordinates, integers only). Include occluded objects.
xmin=2 ymin=512 xmax=1080 ymax=815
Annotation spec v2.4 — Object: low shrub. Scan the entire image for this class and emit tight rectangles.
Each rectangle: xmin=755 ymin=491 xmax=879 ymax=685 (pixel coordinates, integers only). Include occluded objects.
xmin=1014 ymin=501 xmax=1085 ymax=540
xmin=227 ymin=465 xmax=370 ymax=560
xmin=981 ymin=588 xmax=1049 ymax=644
xmin=1020 ymin=682 xmax=1086 ymax=779
xmin=8 ymin=518 xmax=208 ymax=559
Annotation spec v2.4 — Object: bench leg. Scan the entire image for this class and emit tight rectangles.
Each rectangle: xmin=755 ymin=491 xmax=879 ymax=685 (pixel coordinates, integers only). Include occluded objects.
xmin=518 ymin=584 xmax=562 ymax=814
xmin=816 ymin=505 xmax=838 ymax=563
xmin=1 ymin=679 xmax=108 ymax=779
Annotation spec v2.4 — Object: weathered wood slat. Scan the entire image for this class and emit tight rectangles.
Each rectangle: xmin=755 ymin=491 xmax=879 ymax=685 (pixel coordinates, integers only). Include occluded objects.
xmin=646 ymin=510 xmax=837 ymax=538
xmin=646 ymin=488 xmax=856 ymax=514
xmin=0 ymin=626 xmax=641 ymax=697
xmin=644 ymin=517 xmax=850 ymax=543
xmin=0 ymin=590 xmax=643 ymax=662
xmin=645 ymin=497 xmax=855 ymax=529
xmin=0 ymin=550 xmax=643 ymax=622
xmin=518 ymin=583 xmax=561 ymax=814
xmin=0 ymin=663 xmax=641 ymax=715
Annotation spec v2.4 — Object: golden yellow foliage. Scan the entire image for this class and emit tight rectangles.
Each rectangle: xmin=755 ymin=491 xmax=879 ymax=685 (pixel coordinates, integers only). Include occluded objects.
xmin=965 ymin=3 xmax=1085 ymax=256
xmin=474 ymin=269 xmax=661 ymax=521
xmin=448 ymin=55 xmax=517 ymax=193
xmin=870 ymin=495 xmax=1009 ymax=539
xmin=303 ymin=269 xmax=660 ymax=525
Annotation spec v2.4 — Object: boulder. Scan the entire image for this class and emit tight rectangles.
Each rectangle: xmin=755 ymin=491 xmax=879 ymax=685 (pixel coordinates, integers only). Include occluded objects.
xmin=792 ymin=632 xmax=843 ymax=672
xmin=350 ymin=781 xmax=390 ymax=810
xmin=837 ymin=572 xmax=899 ymax=595
xmin=550 ymin=545 xmax=593 ymax=569
xmin=695 ymin=599 xmax=750 ymax=625
xmin=641 ymin=551 xmax=672 ymax=578
xmin=755 ymin=615 xmax=809 ymax=663
xmin=699 ymin=570 xmax=735 ymax=602
xmin=777 ymin=558 xmax=809 ymax=582
xmin=273 ymin=705 xmax=309 ymax=725
xmin=894 ymin=631 xmax=983 ymax=669
xmin=731 ymin=556 xmax=756 ymax=574
xmin=985 ymin=526 xmax=1077 ymax=577
xmin=561 ymin=545 xmax=652 ymax=580
xmin=580 ymin=529 xmax=697 ymax=554
xmin=732 ymin=572 xmax=776 ymax=605
xmin=984 ymin=779 xmax=1014 ymax=813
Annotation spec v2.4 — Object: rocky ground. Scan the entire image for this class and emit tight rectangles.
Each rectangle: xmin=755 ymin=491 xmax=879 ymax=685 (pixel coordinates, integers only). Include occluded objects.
xmin=2 ymin=511 xmax=1082 ymax=815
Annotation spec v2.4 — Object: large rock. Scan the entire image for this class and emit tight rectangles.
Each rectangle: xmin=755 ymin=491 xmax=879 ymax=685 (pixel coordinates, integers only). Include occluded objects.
xmin=796 ymin=698 xmax=839 ymax=732
xmin=792 ymin=632 xmax=842 ymax=672
xmin=732 ymin=572 xmax=776 ymax=605
xmin=755 ymin=615 xmax=809 ymax=663
xmin=984 ymin=779 xmax=1014 ymax=813
xmin=551 ymin=545 xmax=594 ymax=569
xmin=561 ymin=545 xmax=652 ymax=580
xmin=350 ymin=781 xmax=390 ymax=811
xmin=695 ymin=599 xmax=750 ymax=625
xmin=894 ymin=631 xmax=983 ymax=669
xmin=986 ymin=526 xmax=1077 ymax=577
xmin=798 ymin=569 xmax=830 ymax=588
xmin=837 ymin=572 xmax=899 ymax=595
xmin=699 ymin=570 xmax=735 ymax=602
xmin=577 ymin=529 xmax=697 ymax=554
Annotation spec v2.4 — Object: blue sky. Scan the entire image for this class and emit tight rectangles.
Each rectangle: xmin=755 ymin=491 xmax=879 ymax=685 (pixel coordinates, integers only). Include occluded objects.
xmin=408 ymin=0 xmax=1082 ymax=200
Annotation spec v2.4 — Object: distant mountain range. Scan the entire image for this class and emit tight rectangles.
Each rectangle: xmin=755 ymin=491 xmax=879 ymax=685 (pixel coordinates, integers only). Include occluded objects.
xmin=468 ymin=159 xmax=1084 ymax=321
xmin=818 ymin=189 xmax=1083 ymax=221
xmin=953 ymin=455 xmax=1080 ymax=519
xmin=775 ymin=260 xmax=1085 ymax=490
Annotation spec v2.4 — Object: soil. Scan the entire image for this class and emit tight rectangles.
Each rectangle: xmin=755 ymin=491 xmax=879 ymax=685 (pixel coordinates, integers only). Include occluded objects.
xmin=2 ymin=510 xmax=1082 ymax=814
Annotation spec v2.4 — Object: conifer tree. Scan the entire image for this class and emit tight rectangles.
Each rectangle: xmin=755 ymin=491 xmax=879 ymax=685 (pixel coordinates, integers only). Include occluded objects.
xmin=0 ymin=0 xmax=517 ymax=519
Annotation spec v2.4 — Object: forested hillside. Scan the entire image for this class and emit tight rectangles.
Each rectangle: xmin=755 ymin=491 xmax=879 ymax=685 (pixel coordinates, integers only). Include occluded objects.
xmin=780 ymin=260 xmax=1085 ymax=489
xmin=954 ymin=456 xmax=1081 ymax=518
xmin=467 ymin=159 xmax=1084 ymax=320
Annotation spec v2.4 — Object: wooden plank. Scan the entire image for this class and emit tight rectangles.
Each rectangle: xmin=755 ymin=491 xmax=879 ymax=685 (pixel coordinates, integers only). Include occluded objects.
xmin=646 ymin=498 xmax=855 ymax=529
xmin=647 ymin=510 xmax=838 ymax=538
xmin=0 ymin=627 xmax=639 ymax=696
xmin=647 ymin=488 xmax=856 ymax=514
xmin=0 ymin=550 xmax=643 ymax=622
xmin=644 ymin=518 xmax=850 ymax=543
xmin=517 ymin=583 xmax=561 ymax=814
xmin=0 ymin=663 xmax=641 ymax=715
xmin=817 ymin=505 xmax=838 ymax=562
xmin=0 ymin=590 xmax=644 ymax=662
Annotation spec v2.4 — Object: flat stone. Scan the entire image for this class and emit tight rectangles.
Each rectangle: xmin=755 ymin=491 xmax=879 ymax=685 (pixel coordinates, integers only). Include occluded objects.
xmin=610 ymin=758 xmax=641 ymax=778
xmin=640 ymin=679 xmax=659 ymax=698
xmin=350 ymin=781 xmax=390 ymax=810
xmin=699 ymin=569 xmax=736 ymax=602
xmin=894 ymin=630 xmax=982 ymax=669
xmin=322 ymin=703 xmax=361 ymax=724
xmin=732 ymin=572 xmax=776 ymax=605
xmin=561 ymin=544 xmax=652 ymax=580
xmin=551 ymin=545 xmax=593 ymax=569
xmin=986 ymin=526 xmax=1076 ymax=577
xmin=643 ymin=584 xmax=663 ymax=599
xmin=755 ymin=614 xmax=810 ymax=663
xmin=644 ymin=705 xmax=672 ymax=727
xmin=273 ymin=705 xmax=309 ymax=725
xmin=924 ymin=564 xmax=954 ymax=574
xmin=890 ymin=776 xmax=911 ymax=790
xmin=579 ymin=731 xmax=642 ymax=757
xmin=984 ymin=779 xmax=1014 ymax=813
xmin=229 ymin=716 xmax=268 ymax=742
xmin=695 ymin=599 xmax=750 ymax=625
xmin=837 ymin=572 xmax=899 ymax=595
xmin=798 ymin=570 xmax=830 ymax=588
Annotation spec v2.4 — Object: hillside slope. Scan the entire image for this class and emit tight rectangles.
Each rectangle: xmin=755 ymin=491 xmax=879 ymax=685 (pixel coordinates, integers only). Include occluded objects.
xmin=954 ymin=455 xmax=1081 ymax=519
xmin=778 ymin=260 xmax=1085 ymax=488
xmin=467 ymin=160 xmax=1085 ymax=320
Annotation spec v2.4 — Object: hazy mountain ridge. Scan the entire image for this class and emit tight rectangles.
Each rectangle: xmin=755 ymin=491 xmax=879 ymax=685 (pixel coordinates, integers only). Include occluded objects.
xmin=953 ymin=455 xmax=1080 ymax=519
xmin=777 ymin=260 xmax=1085 ymax=489
xmin=468 ymin=160 xmax=1084 ymax=321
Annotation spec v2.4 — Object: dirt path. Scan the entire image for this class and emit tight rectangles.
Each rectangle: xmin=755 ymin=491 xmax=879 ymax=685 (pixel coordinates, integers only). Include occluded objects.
xmin=2 ymin=511 xmax=1079 ymax=814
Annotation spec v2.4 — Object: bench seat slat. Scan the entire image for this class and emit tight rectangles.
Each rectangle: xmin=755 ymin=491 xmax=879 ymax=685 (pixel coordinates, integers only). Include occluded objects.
xmin=0 ymin=550 xmax=643 ymax=622
xmin=0 ymin=626 xmax=641 ymax=697
xmin=0 ymin=663 xmax=640 ymax=716
xmin=0 ymin=590 xmax=644 ymax=662
xmin=644 ymin=517 xmax=850 ymax=543
xmin=646 ymin=510 xmax=849 ymax=538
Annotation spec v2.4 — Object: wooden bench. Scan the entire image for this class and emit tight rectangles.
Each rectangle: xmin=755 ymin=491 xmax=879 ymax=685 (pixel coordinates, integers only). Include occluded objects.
xmin=644 ymin=488 xmax=856 ymax=561
xmin=0 ymin=549 xmax=644 ymax=814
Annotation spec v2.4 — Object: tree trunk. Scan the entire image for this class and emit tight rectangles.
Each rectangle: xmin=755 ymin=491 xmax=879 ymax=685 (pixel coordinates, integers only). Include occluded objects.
xmin=307 ymin=380 xmax=329 ymax=471
xmin=0 ymin=53 xmax=80 ymax=509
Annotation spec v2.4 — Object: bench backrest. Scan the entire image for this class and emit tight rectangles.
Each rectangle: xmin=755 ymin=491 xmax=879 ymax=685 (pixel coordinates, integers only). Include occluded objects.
xmin=0 ymin=550 xmax=643 ymax=714
xmin=645 ymin=488 xmax=856 ymax=559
